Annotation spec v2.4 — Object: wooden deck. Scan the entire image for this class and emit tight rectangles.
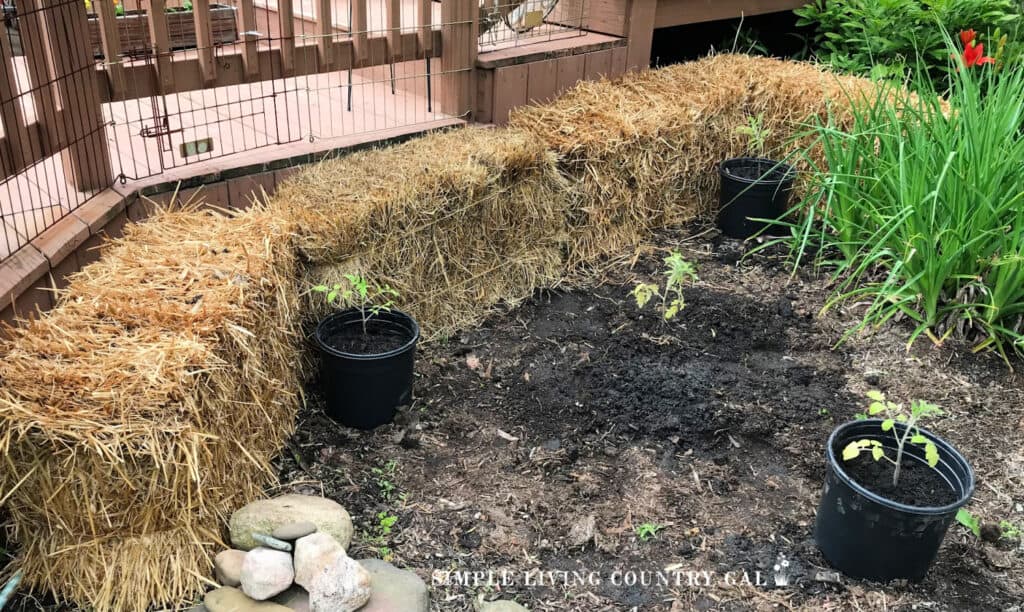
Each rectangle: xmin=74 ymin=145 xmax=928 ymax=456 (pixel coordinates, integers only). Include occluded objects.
xmin=1 ymin=54 xmax=458 ymax=259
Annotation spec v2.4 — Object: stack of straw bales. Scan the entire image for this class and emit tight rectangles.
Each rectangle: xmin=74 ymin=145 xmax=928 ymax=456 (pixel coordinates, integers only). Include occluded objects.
xmin=275 ymin=126 xmax=570 ymax=334
xmin=0 ymin=206 xmax=299 ymax=610
xmin=509 ymin=54 xmax=876 ymax=264
xmin=0 ymin=55 xmax=882 ymax=611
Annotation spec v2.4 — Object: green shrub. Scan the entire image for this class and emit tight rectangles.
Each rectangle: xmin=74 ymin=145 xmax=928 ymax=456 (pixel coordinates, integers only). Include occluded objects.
xmin=795 ymin=0 xmax=1022 ymax=83
xmin=784 ymin=43 xmax=1024 ymax=361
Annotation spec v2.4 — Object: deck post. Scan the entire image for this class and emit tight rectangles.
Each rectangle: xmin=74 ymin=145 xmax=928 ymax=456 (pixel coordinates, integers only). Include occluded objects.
xmin=41 ymin=0 xmax=113 ymax=191
xmin=438 ymin=0 xmax=478 ymax=118
xmin=625 ymin=0 xmax=656 ymax=70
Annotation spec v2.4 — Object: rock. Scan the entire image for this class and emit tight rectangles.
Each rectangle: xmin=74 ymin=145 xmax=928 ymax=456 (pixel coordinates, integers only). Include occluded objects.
xmin=357 ymin=559 xmax=429 ymax=612
xmin=478 ymin=601 xmax=530 ymax=612
xmin=204 ymin=587 xmax=292 ymax=612
xmin=566 ymin=515 xmax=595 ymax=548
xmin=215 ymin=549 xmax=247 ymax=587
xmin=240 ymin=548 xmax=294 ymax=601
xmin=230 ymin=494 xmax=353 ymax=551
xmin=252 ymin=533 xmax=293 ymax=552
xmin=273 ymin=586 xmax=311 ymax=612
xmin=293 ymin=532 xmax=345 ymax=589
xmin=187 ymin=604 xmax=209 ymax=612
xmin=307 ymin=551 xmax=372 ymax=612
xmin=273 ymin=521 xmax=317 ymax=541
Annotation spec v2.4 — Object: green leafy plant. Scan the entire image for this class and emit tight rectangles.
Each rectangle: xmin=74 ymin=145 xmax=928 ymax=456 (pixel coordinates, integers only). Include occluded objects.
xmin=957 ymin=508 xmax=982 ymax=537
xmin=794 ymin=0 xmax=1023 ymax=88
xmin=313 ymin=274 xmax=400 ymax=334
xmin=635 ymin=523 xmax=663 ymax=541
xmin=371 ymin=459 xmax=399 ymax=501
xmin=632 ymin=252 xmax=698 ymax=321
xmin=781 ymin=44 xmax=1024 ymax=362
xmin=999 ymin=519 xmax=1021 ymax=540
xmin=366 ymin=511 xmax=398 ymax=560
xmin=735 ymin=114 xmax=772 ymax=158
xmin=842 ymin=391 xmax=943 ymax=487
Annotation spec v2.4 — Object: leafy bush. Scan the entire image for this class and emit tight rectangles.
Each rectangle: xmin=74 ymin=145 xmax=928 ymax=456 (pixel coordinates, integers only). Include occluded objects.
xmin=795 ymin=0 xmax=1022 ymax=82
xmin=784 ymin=44 xmax=1024 ymax=361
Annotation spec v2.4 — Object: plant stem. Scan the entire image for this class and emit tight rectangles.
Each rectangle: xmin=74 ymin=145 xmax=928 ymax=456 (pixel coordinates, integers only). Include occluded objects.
xmin=892 ymin=415 xmax=916 ymax=487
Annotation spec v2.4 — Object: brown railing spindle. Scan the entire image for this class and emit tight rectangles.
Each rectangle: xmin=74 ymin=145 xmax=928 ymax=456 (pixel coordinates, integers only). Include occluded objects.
xmin=386 ymin=0 xmax=401 ymax=61
xmin=147 ymin=0 xmax=176 ymax=93
xmin=417 ymin=0 xmax=432 ymax=54
xmin=351 ymin=0 xmax=367 ymax=66
xmin=238 ymin=0 xmax=260 ymax=78
xmin=0 ymin=24 xmax=30 ymax=175
xmin=318 ymin=0 xmax=334 ymax=68
xmin=278 ymin=0 xmax=296 ymax=75
xmin=94 ymin=0 xmax=125 ymax=98
xmin=192 ymin=0 xmax=217 ymax=84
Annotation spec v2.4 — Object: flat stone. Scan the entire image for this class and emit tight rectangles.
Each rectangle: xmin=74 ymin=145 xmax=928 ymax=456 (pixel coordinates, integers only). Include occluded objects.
xmin=357 ymin=559 xmax=429 ymax=612
xmin=307 ymin=551 xmax=371 ymax=612
xmin=230 ymin=494 xmax=353 ymax=551
xmin=252 ymin=533 xmax=293 ymax=552
xmin=205 ymin=587 xmax=292 ymax=612
xmin=273 ymin=521 xmax=318 ymax=541
xmin=293 ymin=532 xmax=345 ymax=590
xmin=215 ymin=549 xmax=247 ymax=587
xmin=240 ymin=548 xmax=294 ymax=601
xmin=272 ymin=586 xmax=311 ymax=612
xmin=478 ymin=601 xmax=530 ymax=612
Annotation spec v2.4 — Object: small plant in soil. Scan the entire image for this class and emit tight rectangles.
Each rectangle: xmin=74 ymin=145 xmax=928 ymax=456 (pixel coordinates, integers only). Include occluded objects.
xmin=735 ymin=113 xmax=772 ymax=158
xmin=957 ymin=508 xmax=982 ymax=537
xmin=632 ymin=252 xmax=698 ymax=320
xmin=371 ymin=459 xmax=399 ymax=501
xmin=842 ymin=391 xmax=943 ymax=487
xmin=314 ymin=274 xmax=400 ymax=335
xmin=635 ymin=522 xmax=663 ymax=541
xmin=999 ymin=520 xmax=1021 ymax=541
xmin=365 ymin=511 xmax=398 ymax=560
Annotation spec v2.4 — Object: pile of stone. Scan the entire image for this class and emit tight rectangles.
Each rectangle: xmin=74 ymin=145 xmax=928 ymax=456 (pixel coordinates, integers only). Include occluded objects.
xmin=201 ymin=494 xmax=428 ymax=612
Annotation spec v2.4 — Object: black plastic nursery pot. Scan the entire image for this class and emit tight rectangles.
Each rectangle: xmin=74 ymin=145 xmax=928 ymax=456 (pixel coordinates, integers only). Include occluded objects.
xmin=814 ymin=419 xmax=975 ymax=582
xmin=718 ymin=157 xmax=796 ymax=239
xmin=313 ymin=308 xmax=419 ymax=430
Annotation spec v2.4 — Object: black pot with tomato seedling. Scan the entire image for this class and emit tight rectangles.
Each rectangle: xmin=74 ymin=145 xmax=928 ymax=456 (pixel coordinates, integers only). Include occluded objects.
xmin=719 ymin=114 xmax=796 ymax=239
xmin=312 ymin=274 xmax=419 ymax=430
xmin=814 ymin=392 xmax=974 ymax=582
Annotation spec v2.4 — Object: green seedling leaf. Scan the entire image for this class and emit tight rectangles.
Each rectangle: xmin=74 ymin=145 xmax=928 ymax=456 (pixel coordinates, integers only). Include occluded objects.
xmin=881 ymin=418 xmax=895 ymax=431
xmin=871 ymin=445 xmax=885 ymax=461
xmin=842 ymin=441 xmax=862 ymax=461
xmin=910 ymin=434 xmax=927 ymax=444
xmin=957 ymin=509 xmax=981 ymax=537
xmin=924 ymin=442 xmax=940 ymax=467
xmin=866 ymin=390 xmax=886 ymax=402
xmin=868 ymin=402 xmax=886 ymax=415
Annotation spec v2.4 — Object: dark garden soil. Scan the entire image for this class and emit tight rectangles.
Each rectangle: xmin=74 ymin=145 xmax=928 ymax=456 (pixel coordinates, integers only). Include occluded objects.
xmin=6 ymin=227 xmax=1022 ymax=612
xmin=279 ymin=226 xmax=1024 ymax=612
xmin=321 ymin=321 xmax=411 ymax=355
xmin=841 ymin=451 xmax=957 ymax=508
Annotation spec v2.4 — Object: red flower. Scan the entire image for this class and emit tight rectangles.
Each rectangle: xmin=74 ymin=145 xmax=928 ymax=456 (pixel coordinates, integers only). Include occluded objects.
xmin=963 ymin=41 xmax=995 ymax=67
xmin=960 ymin=29 xmax=977 ymax=47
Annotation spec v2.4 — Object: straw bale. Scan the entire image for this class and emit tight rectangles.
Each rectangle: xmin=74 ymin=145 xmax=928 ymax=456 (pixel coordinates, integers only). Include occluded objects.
xmin=274 ymin=126 xmax=569 ymax=335
xmin=509 ymin=54 xmax=878 ymax=262
xmin=0 ymin=55 xmax=891 ymax=611
xmin=0 ymin=205 xmax=300 ymax=610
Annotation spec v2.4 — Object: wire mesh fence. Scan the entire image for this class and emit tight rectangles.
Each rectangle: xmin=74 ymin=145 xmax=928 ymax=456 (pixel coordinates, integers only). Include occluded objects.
xmin=1 ymin=0 xmax=474 ymax=262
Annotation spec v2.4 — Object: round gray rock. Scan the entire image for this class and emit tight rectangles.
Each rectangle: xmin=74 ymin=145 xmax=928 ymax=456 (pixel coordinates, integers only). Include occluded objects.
xmin=230 ymin=494 xmax=353 ymax=551
xmin=357 ymin=559 xmax=429 ymax=612
xmin=240 ymin=548 xmax=294 ymax=601
xmin=272 ymin=521 xmax=317 ymax=541
xmin=204 ymin=586 xmax=292 ymax=612
xmin=214 ymin=549 xmax=247 ymax=587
